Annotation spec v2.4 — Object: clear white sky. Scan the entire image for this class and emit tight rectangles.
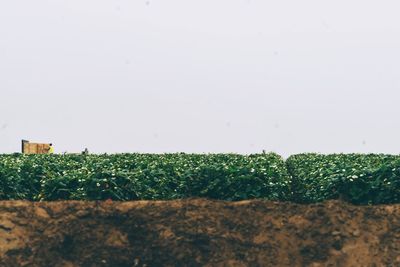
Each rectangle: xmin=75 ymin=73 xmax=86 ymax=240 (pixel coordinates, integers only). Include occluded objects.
xmin=1 ymin=0 xmax=400 ymax=156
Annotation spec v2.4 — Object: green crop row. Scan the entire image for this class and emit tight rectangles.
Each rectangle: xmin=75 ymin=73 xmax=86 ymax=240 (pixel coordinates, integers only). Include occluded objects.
xmin=0 ymin=153 xmax=399 ymax=204
xmin=0 ymin=153 xmax=291 ymax=202
xmin=286 ymin=153 xmax=400 ymax=204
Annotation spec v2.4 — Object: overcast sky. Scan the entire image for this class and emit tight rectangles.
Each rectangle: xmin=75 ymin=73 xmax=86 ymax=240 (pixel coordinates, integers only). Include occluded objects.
xmin=1 ymin=0 xmax=400 ymax=156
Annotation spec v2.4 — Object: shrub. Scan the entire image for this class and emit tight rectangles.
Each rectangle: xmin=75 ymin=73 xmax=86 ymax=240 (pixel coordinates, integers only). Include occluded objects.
xmin=286 ymin=153 xmax=400 ymax=204
xmin=0 ymin=153 xmax=291 ymax=201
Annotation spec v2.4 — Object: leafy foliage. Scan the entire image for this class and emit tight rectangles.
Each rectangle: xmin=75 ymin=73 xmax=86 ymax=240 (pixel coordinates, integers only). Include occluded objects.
xmin=1 ymin=153 xmax=399 ymax=204
xmin=0 ymin=153 xmax=291 ymax=201
xmin=286 ymin=153 xmax=400 ymax=204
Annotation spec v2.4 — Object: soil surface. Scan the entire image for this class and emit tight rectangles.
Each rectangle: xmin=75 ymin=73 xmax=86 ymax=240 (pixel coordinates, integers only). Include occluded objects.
xmin=0 ymin=199 xmax=400 ymax=267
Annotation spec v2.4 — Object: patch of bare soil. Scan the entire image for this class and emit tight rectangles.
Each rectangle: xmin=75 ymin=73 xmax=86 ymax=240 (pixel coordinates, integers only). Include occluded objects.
xmin=0 ymin=199 xmax=400 ymax=267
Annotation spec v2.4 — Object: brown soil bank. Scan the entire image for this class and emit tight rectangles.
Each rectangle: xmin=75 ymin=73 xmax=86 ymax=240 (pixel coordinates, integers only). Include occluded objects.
xmin=1 ymin=200 xmax=400 ymax=267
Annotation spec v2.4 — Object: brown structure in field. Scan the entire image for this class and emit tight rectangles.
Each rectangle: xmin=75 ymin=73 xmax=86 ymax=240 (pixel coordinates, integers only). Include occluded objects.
xmin=21 ymin=140 xmax=51 ymax=154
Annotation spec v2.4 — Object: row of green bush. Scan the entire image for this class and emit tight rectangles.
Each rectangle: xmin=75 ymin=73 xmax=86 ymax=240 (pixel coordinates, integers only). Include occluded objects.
xmin=286 ymin=153 xmax=400 ymax=204
xmin=0 ymin=153 xmax=291 ymax=202
xmin=0 ymin=153 xmax=399 ymax=204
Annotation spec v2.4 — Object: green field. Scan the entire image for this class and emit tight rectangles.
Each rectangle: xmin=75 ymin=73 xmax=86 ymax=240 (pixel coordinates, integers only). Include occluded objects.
xmin=0 ymin=153 xmax=399 ymax=204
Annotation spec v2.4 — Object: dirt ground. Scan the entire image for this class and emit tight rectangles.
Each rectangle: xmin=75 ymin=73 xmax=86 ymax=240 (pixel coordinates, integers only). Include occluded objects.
xmin=0 ymin=199 xmax=399 ymax=267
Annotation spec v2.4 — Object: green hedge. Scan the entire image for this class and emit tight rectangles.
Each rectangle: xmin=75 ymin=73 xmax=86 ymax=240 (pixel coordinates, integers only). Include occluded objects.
xmin=0 ymin=153 xmax=291 ymax=201
xmin=286 ymin=153 xmax=400 ymax=204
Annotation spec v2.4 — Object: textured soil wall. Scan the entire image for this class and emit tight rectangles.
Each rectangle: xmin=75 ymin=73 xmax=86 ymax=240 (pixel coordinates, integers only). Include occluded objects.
xmin=0 ymin=199 xmax=400 ymax=267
